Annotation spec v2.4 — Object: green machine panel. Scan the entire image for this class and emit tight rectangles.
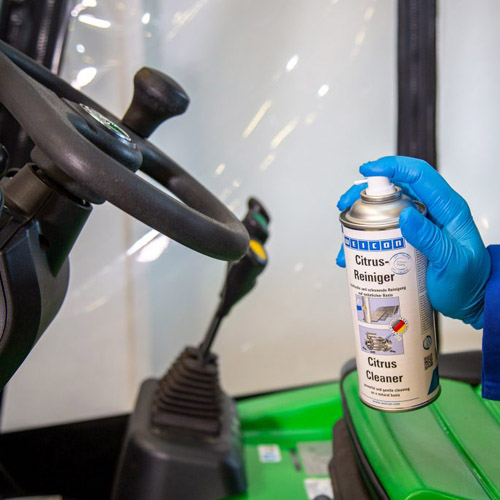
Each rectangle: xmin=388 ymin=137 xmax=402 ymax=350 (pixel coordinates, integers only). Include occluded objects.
xmin=227 ymin=382 xmax=343 ymax=500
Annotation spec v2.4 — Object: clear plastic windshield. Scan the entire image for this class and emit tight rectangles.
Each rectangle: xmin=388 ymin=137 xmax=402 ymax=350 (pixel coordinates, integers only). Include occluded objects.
xmin=3 ymin=0 xmax=397 ymax=430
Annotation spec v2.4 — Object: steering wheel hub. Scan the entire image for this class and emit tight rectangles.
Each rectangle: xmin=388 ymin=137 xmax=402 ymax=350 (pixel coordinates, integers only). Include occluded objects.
xmin=80 ymin=104 xmax=132 ymax=143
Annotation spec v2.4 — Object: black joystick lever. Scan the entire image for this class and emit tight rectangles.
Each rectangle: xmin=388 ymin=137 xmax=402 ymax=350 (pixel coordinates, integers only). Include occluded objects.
xmin=122 ymin=67 xmax=190 ymax=138
xmin=199 ymin=197 xmax=270 ymax=358
xmin=151 ymin=197 xmax=270 ymax=432
xmin=113 ymin=198 xmax=270 ymax=499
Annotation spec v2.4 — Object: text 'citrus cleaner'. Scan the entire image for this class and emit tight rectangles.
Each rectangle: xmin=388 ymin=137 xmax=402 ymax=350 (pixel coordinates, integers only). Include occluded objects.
xmin=339 ymin=176 xmax=439 ymax=411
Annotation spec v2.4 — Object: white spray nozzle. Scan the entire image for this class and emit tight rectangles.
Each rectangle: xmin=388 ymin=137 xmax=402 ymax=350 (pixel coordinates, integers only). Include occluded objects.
xmin=355 ymin=176 xmax=395 ymax=196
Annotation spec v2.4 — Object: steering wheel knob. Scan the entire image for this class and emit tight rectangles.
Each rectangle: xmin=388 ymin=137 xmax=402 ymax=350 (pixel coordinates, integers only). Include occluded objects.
xmin=122 ymin=67 xmax=190 ymax=138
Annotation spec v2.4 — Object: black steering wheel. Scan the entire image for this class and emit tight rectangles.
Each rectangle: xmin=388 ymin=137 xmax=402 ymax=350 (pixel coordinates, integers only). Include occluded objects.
xmin=0 ymin=41 xmax=249 ymax=261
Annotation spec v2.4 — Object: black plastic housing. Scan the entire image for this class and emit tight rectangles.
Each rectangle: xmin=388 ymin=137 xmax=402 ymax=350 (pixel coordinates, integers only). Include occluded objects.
xmin=0 ymin=164 xmax=91 ymax=388
xmin=112 ymin=379 xmax=247 ymax=500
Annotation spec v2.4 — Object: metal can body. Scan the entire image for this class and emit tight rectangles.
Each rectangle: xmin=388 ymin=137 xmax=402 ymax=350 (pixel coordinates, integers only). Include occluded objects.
xmin=340 ymin=187 xmax=440 ymax=411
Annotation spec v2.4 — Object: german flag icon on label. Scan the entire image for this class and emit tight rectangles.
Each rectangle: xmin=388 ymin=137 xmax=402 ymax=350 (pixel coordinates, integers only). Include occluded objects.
xmin=391 ymin=317 xmax=408 ymax=334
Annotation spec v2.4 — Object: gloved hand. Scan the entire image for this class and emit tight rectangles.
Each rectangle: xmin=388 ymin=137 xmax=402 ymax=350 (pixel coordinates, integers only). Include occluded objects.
xmin=336 ymin=156 xmax=491 ymax=329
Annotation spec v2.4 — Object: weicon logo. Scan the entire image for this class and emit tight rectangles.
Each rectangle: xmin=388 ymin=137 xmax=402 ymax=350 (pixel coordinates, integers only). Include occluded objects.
xmin=344 ymin=236 xmax=405 ymax=251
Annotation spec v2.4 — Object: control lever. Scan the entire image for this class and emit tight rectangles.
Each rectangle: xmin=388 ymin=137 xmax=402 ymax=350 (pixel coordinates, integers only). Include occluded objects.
xmin=151 ymin=196 xmax=271 ymax=434
xmin=199 ymin=197 xmax=270 ymax=359
xmin=113 ymin=197 xmax=270 ymax=499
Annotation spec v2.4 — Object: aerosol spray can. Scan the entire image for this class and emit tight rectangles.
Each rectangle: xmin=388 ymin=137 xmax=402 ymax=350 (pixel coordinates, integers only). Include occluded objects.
xmin=339 ymin=176 xmax=439 ymax=411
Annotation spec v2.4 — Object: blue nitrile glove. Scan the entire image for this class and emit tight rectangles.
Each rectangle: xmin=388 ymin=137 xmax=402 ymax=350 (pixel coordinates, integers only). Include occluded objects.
xmin=336 ymin=156 xmax=491 ymax=329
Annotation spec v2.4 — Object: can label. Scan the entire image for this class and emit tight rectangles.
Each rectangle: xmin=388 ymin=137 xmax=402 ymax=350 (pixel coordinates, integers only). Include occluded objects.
xmin=343 ymin=226 xmax=439 ymax=411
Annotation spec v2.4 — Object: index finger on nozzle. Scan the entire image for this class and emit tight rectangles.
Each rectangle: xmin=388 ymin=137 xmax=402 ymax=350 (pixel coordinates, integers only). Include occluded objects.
xmin=359 ymin=156 xmax=466 ymax=227
xmin=360 ymin=156 xmax=431 ymax=181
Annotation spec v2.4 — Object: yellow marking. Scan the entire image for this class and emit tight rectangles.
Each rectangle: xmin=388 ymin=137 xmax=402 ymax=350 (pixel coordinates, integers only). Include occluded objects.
xmin=250 ymin=239 xmax=267 ymax=261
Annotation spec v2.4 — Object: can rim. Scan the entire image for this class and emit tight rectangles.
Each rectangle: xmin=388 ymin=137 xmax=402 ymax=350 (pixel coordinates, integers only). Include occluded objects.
xmin=339 ymin=200 xmax=426 ymax=230
xmin=360 ymin=186 xmax=402 ymax=204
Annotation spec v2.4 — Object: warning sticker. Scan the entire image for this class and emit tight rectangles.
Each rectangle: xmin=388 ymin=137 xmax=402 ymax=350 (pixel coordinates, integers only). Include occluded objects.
xmin=257 ymin=444 xmax=281 ymax=463
xmin=304 ymin=478 xmax=333 ymax=499
xmin=298 ymin=441 xmax=332 ymax=476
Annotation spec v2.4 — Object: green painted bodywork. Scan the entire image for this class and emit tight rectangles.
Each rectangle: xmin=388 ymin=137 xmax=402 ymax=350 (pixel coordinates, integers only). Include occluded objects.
xmin=226 ymin=382 xmax=343 ymax=500
xmin=226 ymin=374 xmax=500 ymax=499
xmin=226 ymin=373 xmax=500 ymax=500
xmin=343 ymin=372 xmax=500 ymax=499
